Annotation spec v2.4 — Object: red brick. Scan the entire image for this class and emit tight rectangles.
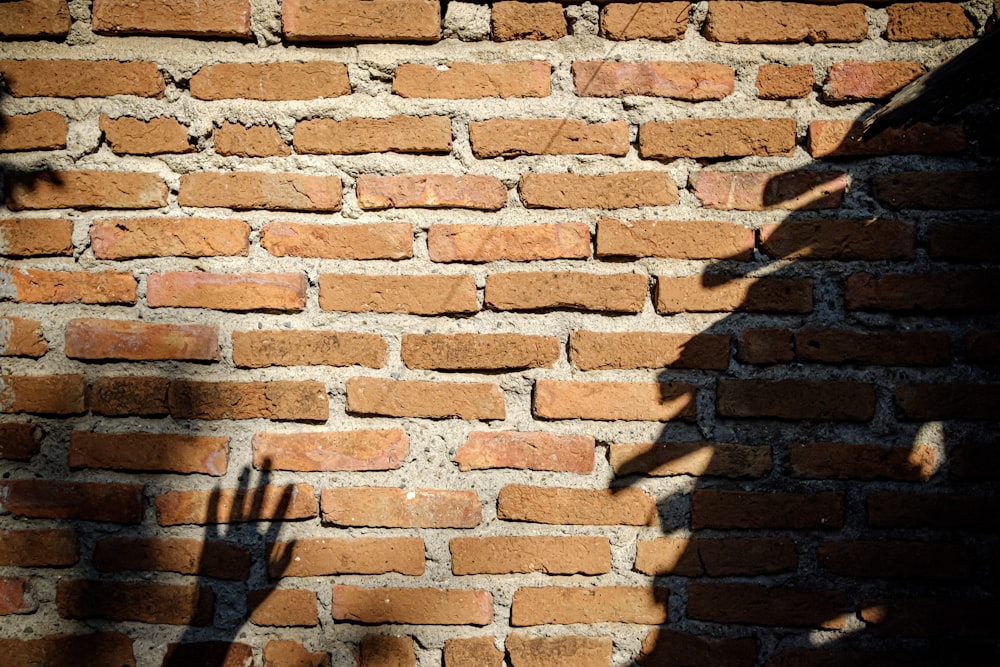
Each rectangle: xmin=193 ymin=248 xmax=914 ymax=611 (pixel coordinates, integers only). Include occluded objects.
xmin=760 ymin=218 xmax=915 ymax=260
xmin=264 ymin=640 xmax=330 ymax=667
xmin=688 ymin=582 xmax=847 ymax=629
xmin=253 ymin=429 xmax=407 ymax=471
xmin=638 ymin=630 xmax=756 ymax=667
xmin=610 ymin=442 xmax=771 ymax=478
xmin=868 ymin=492 xmax=1000 ymax=531
xmin=0 ymin=218 xmax=73 ymax=256
xmin=179 ymin=172 xmax=342 ymax=211
xmin=691 ymin=170 xmax=847 ymax=210
xmin=428 ymin=222 xmax=590 ymax=262
xmin=91 ymin=217 xmax=249 ymax=258
xmin=320 ymin=274 xmax=477 ymax=314
xmin=795 ymin=328 xmax=948 ymax=365
xmin=846 ymin=271 xmax=1000 ymax=312
xmin=156 ymin=484 xmax=318 ymax=526
xmin=692 ymin=489 xmax=844 ymax=530
xmin=0 ymin=633 xmax=134 ymax=667
xmin=393 ymin=61 xmax=550 ymax=99
xmin=470 ymin=118 xmax=627 ymax=157
xmin=929 ymin=223 xmax=1000 ymax=262
xmin=818 ymin=540 xmax=969 ymax=580
xmin=640 ymin=118 xmax=795 ymax=159
xmin=600 ymin=2 xmax=690 ymax=41
xmin=163 ymin=643 xmax=253 ymax=667
xmin=506 ymin=635 xmax=612 ymax=667
xmin=573 ymin=60 xmax=734 ymax=99
xmin=451 ymin=536 xmax=610 ymax=575
xmin=703 ymin=1 xmax=866 ymax=43
xmin=168 ymin=380 xmax=328 ymax=421
xmin=497 ymin=484 xmax=657 ymax=526
xmin=0 ymin=59 xmax=164 ymax=98
xmin=6 ymin=170 xmax=167 ymax=210
xmin=69 ymin=431 xmax=228 ymax=475
xmin=93 ymin=537 xmax=250 ymax=580
xmin=534 ymin=379 xmax=695 ymax=422
xmin=0 ymin=374 xmax=85 ymax=414
xmin=233 ymin=330 xmax=386 ymax=368
xmin=147 ymin=272 xmax=306 ymax=311
xmin=249 ymin=589 xmax=318 ymax=627
xmin=787 ymin=442 xmax=937 ymax=482
xmin=262 ymin=221 xmax=411 ymax=259
xmin=874 ymin=171 xmax=1000 ymax=210
xmin=823 ymin=61 xmax=925 ymax=101
xmin=0 ymin=317 xmax=47 ymax=357
xmin=331 ymin=585 xmax=492 ymax=625
xmin=402 ymin=333 xmax=559 ymax=370
xmin=511 ymin=586 xmax=667 ymax=625
xmin=0 ymin=423 xmax=41 ymax=460
xmin=294 ymin=116 xmax=451 ymax=154
xmin=190 ymin=62 xmax=351 ymax=100
xmin=737 ymin=328 xmax=794 ymax=365
xmin=808 ymin=120 xmax=965 ymax=158
xmin=860 ymin=597 xmax=998 ymax=638
xmin=283 ymin=0 xmax=440 ymax=42
xmin=656 ymin=276 xmax=812 ymax=313
xmin=454 ymin=431 xmax=594 ymax=473
xmin=718 ymin=379 xmax=875 ymax=421
xmin=64 ymin=318 xmax=219 ymax=361
xmin=886 ymin=2 xmax=973 ymax=41
xmin=0 ymin=0 xmax=70 ymax=38
xmin=444 ymin=637 xmax=503 ymax=667
xmin=0 ymin=577 xmax=35 ymax=615
xmin=58 ymin=580 xmax=212 ymax=625
xmin=570 ymin=331 xmax=730 ymax=370
xmin=950 ymin=443 xmax=1000 ymax=482
xmin=596 ymin=217 xmax=753 ymax=260
xmin=2 ymin=268 xmax=136 ymax=304
xmin=486 ymin=271 xmax=647 ymax=313
xmin=321 ymin=487 xmax=481 ymax=528
xmin=359 ymin=635 xmax=416 ymax=667
xmin=896 ymin=383 xmax=1000 ymax=420
xmin=521 ymin=171 xmax=677 ymax=208
xmin=635 ymin=536 xmax=796 ymax=577
xmin=268 ymin=537 xmax=425 ymax=576
xmin=90 ymin=376 xmax=168 ymax=416
xmin=357 ymin=174 xmax=506 ymax=210
xmin=0 ymin=480 xmax=143 ymax=523
xmin=0 ymin=111 xmax=67 ymax=151
xmin=967 ymin=331 xmax=1000 ymax=364
xmin=214 ymin=122 xmax=290 ymax=157
xmin=99 ymin=115 xmax=191 ymax=154
xmin=347 ymin=377 xmax=503 ymax=420
xmin=92 ymin=0 xmax=251 ymax=38
xmin=492 ymin=2 xmax=566 ymax=41
xmin=756 ymin=64 xmax=814 ymax=99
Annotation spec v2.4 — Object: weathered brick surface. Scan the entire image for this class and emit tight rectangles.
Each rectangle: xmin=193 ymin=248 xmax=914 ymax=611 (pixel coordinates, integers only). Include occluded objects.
xmin=0 ymin=218 xmax=73 ymax=256
xmin=611 ymin=442 xmax=771 ymax=478
xmin=57 ymin=580 xmax=213 ymax=625
xmin=320 ymin=274 xmax=477 ymax=314
xmin=163 ymin=642 xmax=253 ymax=667
xmin=823 ymin=61 xmax=925 ymax=101
xmin=444 ymin=637 xmax=503 ymax=667
xmin=295 ymin=116 xmax=451 ymax=154
xmin=703 ymin=1 xmax=867 ymax=43
xmin=214 ymin=122 xmax=290 ymax=157
xmin=485 ymin=272 xmax=648 ymax=313
xmin=6 ymin=170 xmax=168 ymax=210
xmin=0 ymin=111 xmax=67 ymax=151
xmin=600 ymin=2 xmax=690 ymax=41
xmin=692 ymin=489 xmax=844 ymax=530
xmin=817 ymin=540 xmax=969 ymax=580
xmin=0 ymin=480 xmax=143 ymax=523
xmin=1 ymin=268 xmax=136 ymax=304
xmin=428 ymin=222 xmax=589 ymax=262
xmin=359 ymin=635 xmax=417 ymax=667
xmin=264 ymin=640 xmax=330 ymax=667
xmin=93 ymin=537 xmax=250 ymax=580
xmin=808 ymin=120 xmax=966 ymax=158
xmin=846 ymin=271 xmax=1000 ymax=312
xmin=147 ymin=272 xmax=307 ymax=311
xmin=895 ymin=383 xmax=1000 ymax=420
xmin=737 ymin=328 xmax=794 ymax=365
xmin=0 ymin=374 xmax=86 ymax=414
xmin=234 ymin=330 xmax=386 ymax=368
xmin=534 ymin=379 xmax=696 ymax=422
xmin=717 ymin=379 xmax=875 ymax=421
xmin=794 ymin=328 xmax=948 ymax=366
xmin=330 ymin=585 xmax=492 ymax=625
xmin=639 ymin=118 xmax=796 ymax=159
xmin=89 ymin=376 xmax=169 ymax=416
xmin=0 ymin=0 xmax=70 ymax=38
xmin=756 ymin=64 xmax=814 ymax=99
xmin=886 ymin=2 xmax=974 ymax=41
xmin=0 ymin=579 xmax=36 ymax=614
xmin=639 ymin=630 xmax=756 ymax=667
xmin=168 ymin=380 xmax=328 ymax=421
xmin=597 ymin=218 xmax=752 ymax=259
xmin=470 ymin=119 xmax=628 ymax=157
xmin=867 ymin=492 xmax=1000 ymax=531
xmin=357 ymin=174 xmax=506 ymax=210
xmin=655 ymin=276 xmax=813 ymax=313
xmin=690 ymin=170 xmax=847 ymax=210
xmin=573 ymin=61 xmax=734 ymax=99
xmin=506 ymin=635 xmax=613 ymax=667
xmin=100 ymin=115 xmax=192 ymax=155
xmin=570 ymin=331 xmax=730 ymax=370
xmin=64 ymin=318 xmax=219 ymax=361
xmin=497 ymin=485 xmax=658 ymax=526
xmin=0 ymin=528 xmax=78 ymax=566
xmin=322 ymin=487 xmax=481 ymax=528
xmin=511 ymin=586 xmax=667 ymax=625
xmin=262 ymin=221 xmax=411 ymax=259
xmin=91 ymin=217 xmax=249 ymax=258
xmin=0 ymin=633 xmax=135 ymax=667
xmin=929 ymin=222 xmax=1000 ymax=261
xmin=248 ymin=589 xmax=318 ymax=627
xmin=92 ymin=0 xmax=252 ymax=38
xmin=393 ymin=61 xmax=550 ymax=98
xmin=687 ymin=582 xmax=848 ymax=629
xmin=402 ymin=333 xmax=559 ymax=370
xmin=179 ymin=172 xmax=342 ymax=211
xmin=873 ymin=171 xmax=1000 ymax=210
xmin=635 ymin=537 xmax=796 ymax=577
xmin=0 ymin=60 xmax=164 ymax=98
xmin=268 ymin=537 xmax=425 ymax=576
xmin=156 ymin=484 xmax=318 ymax=526
xmin=252 ymin=429 xmax=407 ymax=471
xmin=451 ymin=536 xmax=609 ymax=575
xmin=759 ymin=218 xmax=914 ymax=260
xmin=69 ymin=431 xmax=228 ymax=475
xmin=0 ymin=423 xmax=41 ymax=460
xmin=0 ymin=316 xmax=47 ymax=357
xmin=283 ymin=0 xmax=441 ymax=42
xmin=454 ymin=431 xmax=594 ymax=473
xmin=190 ymin=62 xmax=351 ymax=100
xmin=492 ymin=2 xmax=567 ymax=41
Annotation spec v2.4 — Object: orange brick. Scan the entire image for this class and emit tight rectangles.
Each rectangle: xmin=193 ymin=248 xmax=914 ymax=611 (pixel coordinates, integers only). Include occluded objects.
xmin=737 ymin=328 xmax=794 ymax=365
xmin=896 ymin=383 xmax=1000 ymax=420
xmin=99 ymin=115 xmax=191 ymax=154
xmin=486 ymin=271 xmax=647 ymax=313
xmin=428 ymin=222 xmax=589 ymax=262
xmin=533 ymin=379 xmax=696 ymax=422
xmin=756 ymin=64 xmax=814 ymax=99
xmin=233 ymin=330 xmax=386 ymax=368
xmin=690 ymin=170 xmax=847 ymax=210
xmin=69 ymin=431 xmax=228 ymax=475
xmin=283 ymin=0 xmax=440 ymax=42
xmin=0 ymin=111 xmax=67 ymax=151
xmin=359 ymin=635 xmax=416 ymax=667
xmin=573 ymin=60 xmax=734 ymax=100
xmin=93 ymin=537 xmax=250 ymax=580
xmin=0 ymin=0 xmax=70 ymax=38
xmin=262 ymin=221 xmax=412 ymax=259
xmin=492 ymin=2 xmax=566 ymax=40
xmin=793 ymin=439 xmax=938 ymax=483
xmin=808 ymin=120 xmax=966 ymax=158
xmin=846 ymin=271 xmax=1000 ymax=312
xmin=635 ymin=536 xmax=796 ymax=576
xmin=402 ymin=333 xmax=559 ymax=370
xmin=497 ymin=484 xmax=657 ymax=526
xmin=873 ymin=171 xmax=1000 ymax=210
xmin=867 ymin=492 xmax=1000 ymax=531
xmin=319 ymin=274 xmax=477 ymax=315
xmin=91 ymin=217 xmax=249 ymax=259
xmin=156 ymin=484 xmax=318 ymax=526
xmin=357 ymin=174 xmax=506 ymax=210
xmin=596 ymin=217 xmax=753 ymax=260
xmin=823 ymin=61 xmax=925 ymax=101
xmin=444 ymin=637 xmax=503 ymax=667
xmin=347 ymin=377 xmax=503 ymax=420
xmin=0 ymin=317 xmax=47 ymax=357
xmin=0 ymin=218 xmax=73 ymax=256
xmin=655 ymin=276 xmax=813 ymax=313
xmin=507 ymin=635 xmax=612 ymax=666
xmin=818 ymin=540 xmax=969 ymax=580
xmin=0 ymin=633 xmax=135 ymax=667
xmin=0 ymin=528 xmax=78 ymax=566
xmin=0 ymin=578 xmax=35 ymax=615
xmin=58 ymin=580 xmax=212 ymax=625
xmin=252 ymin=429 xmax=407 ymax=471
xmin=92 ymin=0 xmax=251 ymax=38
xmin=760 ymin=218 xmax=914 ymax=260
xmin=392 ymin=61 xmax=550 ymax=98
xmin=600 ymin=2 xmax=690 ymax=41
xmin=89 ymin=376 xmax=167 ymax=417
xmin=321 ymin=487 xmax=481 ymax=528
xmin=692 ymin=489 xmax=844 ymax=529
xmin=451 ymin=536 xmax=610 ymax=575
xmin=688 ymin=582 xmax=847 ymax=629
xmin=454 ymin=431 xmax=595 ymax=473
xmin=703 ymin=0 xmax=866 ymax=43
xmin=168 ymin=380 xmax=328 ymax=421
xmin=718 ymin=379 xmax=875 ymax=421
xmin=190 ymin=62 xmax=350 ymax=100
xmin=0 ymin=423 xmax=41 ymax=460
xmin=2 ymin=268 xmax=136 ymax=304
xmin=147 ymin=272 xmax=306 ymax=311
xmin=6 ymin=170 xmax=167 ymax=210
xmin=0 ymin=59 xmax=164 ymax=98
xmin=795 ymin=328 xmax=949 ymax=366
xmin=570 ymin=331 xmax=730 ymax=370
xmin=331 ymin=585 xmax=492 ymax=625
xmin=179 ymin=172 xmax=342 ymax=211
xmin=64 ymin=318 xmax=219 ymax=361
xmin=886 ymin=2 xmax=973 ymax=41
xmin=470 ymin=118 xmax=627 ymax=157
xmin=0 ymin=374 xmax=86 ymax=414
xmin=521 ymin=171 xmax=677 ymax=208
xmin=0 ymin=480 xmax=143 ymax=523
xmin=268 ymin=537 xmax=425 ymax=576
xmin=249 ymin=589 xmax=317 ymax=627
xmin=214 ymin=122 xmax=290 ymax=157
xmin=294 ymin=116 xmax=451 ymax=154
xmin=639 ymin=630 xmax=756 ymax=667
xmin=512 ymin=586 xmax=667 ymax=625
xmin=640 ymin=118 xmax=795 ymax=159
xmin=610 ymin=441 xmax=771 ymax=478
xmin=929 ymin=223 xmax=1000 ymax=261
xmin=264 ymin=640 xmax=330 ymax=667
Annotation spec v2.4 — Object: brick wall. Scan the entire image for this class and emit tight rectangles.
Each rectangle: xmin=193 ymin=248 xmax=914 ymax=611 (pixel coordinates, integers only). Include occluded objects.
xmin=1 ymin=1 xmax=998 ymax=665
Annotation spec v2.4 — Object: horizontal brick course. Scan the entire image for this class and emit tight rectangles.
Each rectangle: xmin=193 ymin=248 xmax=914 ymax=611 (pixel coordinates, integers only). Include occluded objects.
xmin=573 ymin=61 xmax=734 ymax=99
xmin=691 ymin=170 xmax=847 ymax=211
xmin=99 ymin=115 xmax=192 ymax=155
xmin=0 ymin=111 xmax=67 ymax=151
xmin=156 ymin=484 xmax=318 ymax=526
xmin=570 ymin=331 xmax=730 ymax=370
xmin=283 ymin=0 xmax=441 ymax=42
xmin=600 ymin=2 xmax=690 ymax=41
xmin=0 ymin=0 xmax=70 ymax=38
xmin=597 ymin=217 xmax=753 ymax=260
xmin=214 ymin=122 xmax=289 ymax=157
xmin=687 ymin=582 xmax=847 ymax=629
xmin=321 ymin=487 xmax=481 ymax=528
xmin=692 ymin=489 xmax=844 ymax=530
xmin=0 ymin=317 xmax=47 ymax=357
xmin=610 ymin=441 xmax=771 ymax=478
xmin=6 ymin=170 xmax=167 ymax=210
xmin=0 ymin=374 xmax=86 ymax=414
xmin=486 ymin=271 xmax=648 ymax=313
xmin=470 ymin=118 xmax=628 ymax=157
xmin=717 ymin=379 xmax=875 ymax=421
xmin=233 ymin=330 xmax=386 ymax=368
xmin=262 ymin=221 xmax=412 ymax=259
xmin=347 ymin=377 xmax=504 ymax=420
xmin=402 ymin=333 xmax=559 ymax=370
xmin=497 ymin=484 xmax=657 ymax=526
xmin=454 ymin=431 xmax=595 ymax=473
xmin=64 ymin=318 xmax=219 ymax=361
xmin=57 ymin=580 xmax=213 ymax=625
xmin=147 ymin=272 xmax=306 ymax=311
xmin=655 ymin=276 xmax=813 ymax=314
xmin=534 ymin=379 xmax=696 ymax=422
xmin=93 ymin=537 xmax=250 ymax=580
xmin=393 ymin=61 xmax=550 ymax=98
xmin=0 ymin=423 xmax=41 ymax=460
xmin=428 ymin=222 xmax=590 ymax=262
xmin=320 ymin=274 xmax=477 ymax=314
xmin=640 ymin=118 xmax=796 ymax=159
xmin=91 ymin=217 xmax=249 ymax=259
xmin=635 ymin=536 xmax=796 ymax=577
xmin=0 ymin=480 xmax=143 ymax=523
xmin=331 ymin=585 xmax=492 ymax=625
xmin=787 ymin=442 xmax=937 ymax=482
xmin=92 ymin=0 xmax=252 ymax=38
xmin=0 ymin=218 xmax=73 ymax=256
xmin=189 ymin=62 xmax=350 ymax=100
xmin=0 ymin=528 xmax=78 ymax=566
xmin=451 ymin=536 xmax=610 ymax=575
xmin=252 ymin=429 xmax=407 ymax=471
xmin=357 ymin=174 xmax=506 ymax=210
xmin=492 ymin=1 xmax=567 ymax=41
xmin=0 ymin=60 xmax=164 ymax=98
xmin=511 ymin=586 xmax=667 ymax=625
xmin=759 ymin=218 xmax=915 ymax=260
xmin=269 ymin=537 xmax=425 ymax=576
xmin=179 ymin=172 xmax=342 ymax=211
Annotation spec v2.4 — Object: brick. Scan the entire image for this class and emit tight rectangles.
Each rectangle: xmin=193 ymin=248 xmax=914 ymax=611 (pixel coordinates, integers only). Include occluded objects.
xmin=0 ymin=59 xmax=164 ymax=97
xmin=0 ymin=317 xmax=47 ymax=357
xmin=690 ymin=170 xmax=847 ymax=210
xmin=896 ymin=383 xmax=1000 ymax=420
xmin=886 ymin=2 xmax=973 ymax=41
xmin=58 ymin=580 xmax=212 ymax=625
xmin=521 ymin=171 xmax=677 ymax=208
xmin=295 ymin=116 xmax=451 ymax=154
xmin=511 ymin=586 xmax=667 ymax=625
xmin=451 ymin=536 xmax=610 ymax=575
xmin=147 ymin=272 xmax=306 ymax=311
xmin=0 ymin=218 xmax=73 ymax=256
xmin=91 ymin=217 xmax=249 ymax=259
xmin=347 ymin=377 xmax=504 ymax=420
xmin=759 ymin=218 xmax=915 ymax=260
xmin=320 ymin=274 xmax=477 ymax=315
xmin=393 ymin=61 xmax=550 ymax=98
xmin=268 ymin=537 xmax=425 ymax=576
xmin=703 ymin=1 xmax=866 ymax=43
xmin=249 ymin=589 xmax=317 ymax=627
xmin=655 ymin=276 xmax=813 ymax=314
xmin=330 ymin=585 xmax=492 ymax=625
xmin=692 ymin=489 xmax=844 ymax=529
xmin=99 ymin=115 xmax=191 ymax=154
xmin=846 ymin=271 xmax=1000 ymax=312
xmin=0 ymin=0 xmax=70 ymax=38
xmin=402 ymin=333 xmax=559 ymax=370
xmin=823 ymin=61 xmax=925 ymax=101
xmin=860 ymin=597 xmax=998 ymax=638
xmin=756 ymin=64 xmax=814 ymax=99
xmin=737 ymin=328 xmax=793 ymax=364
xmin=264 ymin=640 xmax=330 ymax=667
xmin=90 ymin=376 xmax=169 ymax=416
xmin=0 ymin=111 xmax=67 ymax=150
xmin=596 ymin=217 xmax=753 ymax=260
xmin=65 ymin=318 xmax=219 ymax=362
xmin=638 ymin=630 xmax=756 ymax=667
xmin=163 ymin=643 xmax=253 ymax=667
xmin=640 ymin=118 xmax=795 ymax=159
xmin=156 ymin=484 xmax=318 ymax=526
xmin=180 ymin=172 xmax=342 ymax=211
xmin=6 ymin=170 xmax=167 ymax=210
xmin=93 ymin=537 xmax=250 ymax=580
xmin=321 ymin=487 xmax=481 ymax=528
xmin=764 ymin=648 xmax=928 ymax=667
xmin=0 ymin=423 xmax=41 ymax=460
xmin=795 ymin=328 xmax=949 ymax=365
xmin=506 ymin=635 xmax=613 ymax=666
xmin=717 ymin=379 xmax=875 ymax=421
xmin=497 ymin=484 xmax=657 ymax=526
xmin=534 ymin=379 xmax=696 ymax=422
xmin=573 ymin=61 xmax=734 ymax=100
xmin=234 ymin=330 xmax=386 ymax=369
xmin=688 ymin=582 xmax=847 ymax=629
xmin=610 ymin=442 xmax=771 ymax=478
xmin=190 ymin=62 xmax=351 ymax=100
xmin=92 ymin=0 xmax=251 ymax=38
xmin=470 ymin=118 xmax=627 ymax=157
xmin=874 ymin=171 xmax=1000 ymax=210
xmin=1 ymin=268 xmax=136 ymax=304
xmin=486 ymin=272 xmax=647 ymax=313
xmin=168 ymin=380 xmax=328 ymax=421
xmin=214 ymin=122 xmax=290 ymax=157
xmin=808 ymin=120 xmax=965 ymax=158
xmin=787 ymin=442 xmax=937 ymax=482
xmin=359 ymin=635 xmax=416 ymax=667
xmin=967 ymin=331 xmax=1000 ymax=363
xmin=357 ymin=174 xmax=506 ymax=210
xmin=492 ymin=2 xmax=566 ymax=40
xmin=600 ymin=2 xmax=690 ymax=41
xmin=444 ymin=637 xmax=503 ymax=667
xmin=0 ymin=633 xmax=134 ymax=667
xmin=69 ymin=431 xmax=228 ymax=475
xmin=263 ymin=221 xmax=412 ymax=259
xmin=253 ymin=429 xmax=407 ymax=471
xmin=0 ymin=577 xmax=35 ymax=615
xmin=950 ymin=443 xmax=1000 ymax=481
xmin=0 ymin=374 xmax=85 ymax=414
xmin=818 ymin=540 xmax=969 ymax=580
xmin=635 ymin=536 xmax=796 ymax=577
xmin=0 ymin=480 xmax=143 ymax=523
xmin=428 ymin=222 xmax=590 ymax=262
xmin=929 ymin=223 xmax=1000 ymax=261
xmin=454 ymin=431 xmax=594 ymax=473
xmin=283 ymin=0 xmax=440 ymax=42
xmin=569 ymin=331 xmax=730 ymax=370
